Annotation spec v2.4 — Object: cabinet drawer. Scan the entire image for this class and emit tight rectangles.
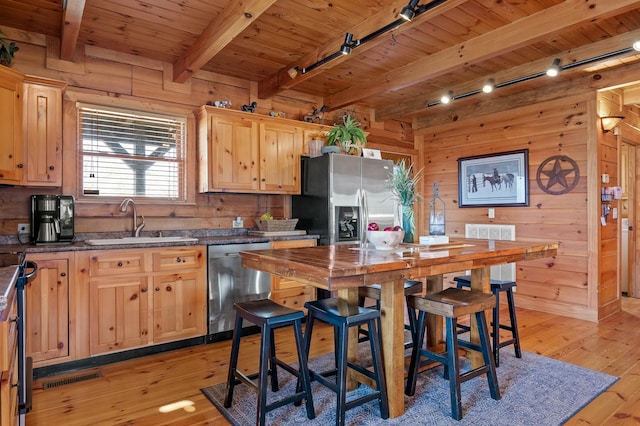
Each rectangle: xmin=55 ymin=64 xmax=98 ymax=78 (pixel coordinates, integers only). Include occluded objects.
xmin=152 ymin=247 xmax=203 ymax=272
xmin=271 ymin=286 xmax=314 ymax=311
xmin=89 ymin=252 xmax=147 ymax=276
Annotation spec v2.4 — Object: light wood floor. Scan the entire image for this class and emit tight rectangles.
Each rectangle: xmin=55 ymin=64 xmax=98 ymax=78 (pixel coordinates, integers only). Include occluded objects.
xmin=26 ymin=298 xmax=640 ymax=425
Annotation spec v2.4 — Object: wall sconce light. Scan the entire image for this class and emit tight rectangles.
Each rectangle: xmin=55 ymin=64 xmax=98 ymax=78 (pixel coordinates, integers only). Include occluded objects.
xmin=546 ymin=58 xmax=561 ymax=77
xmin=341 ymin=33 xmax=354 ymax=55
xmin=482 ymin=78 xmax=495 ymax=93
xmin=399 ymin=0 xmax=420 ymax=21
xmin=600 ymin=115 xmax=625 ymax=133
xmin=440 ymin=90 xmax=453 ymax=104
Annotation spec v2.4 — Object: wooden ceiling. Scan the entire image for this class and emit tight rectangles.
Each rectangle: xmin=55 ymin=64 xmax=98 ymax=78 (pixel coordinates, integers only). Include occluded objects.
xmin=2 ymin=0 xmax=640 ymax=124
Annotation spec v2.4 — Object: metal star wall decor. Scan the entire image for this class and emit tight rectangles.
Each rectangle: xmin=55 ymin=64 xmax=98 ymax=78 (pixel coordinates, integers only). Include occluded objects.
xmin=536 ymin=155 xmax=580 ymax=195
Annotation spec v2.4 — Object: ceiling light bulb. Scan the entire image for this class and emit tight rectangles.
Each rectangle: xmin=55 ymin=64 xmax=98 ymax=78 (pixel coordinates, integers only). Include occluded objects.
xmin=546 ymin=58 xmax=561 ymax=77
xmin=482 ymin=78 xmax=495 ymax=93
xmin=633 ymin=41 xmax=640 ymax=52
xmin=399 ymin=0 xmax=419 ymax=21
xmin=441 ymin=91 xmax=453 ymax=104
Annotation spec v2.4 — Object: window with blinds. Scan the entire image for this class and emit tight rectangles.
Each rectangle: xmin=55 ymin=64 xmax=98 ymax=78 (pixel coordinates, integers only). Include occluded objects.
xmin=79 ymin=105 xmax=186 ymax=201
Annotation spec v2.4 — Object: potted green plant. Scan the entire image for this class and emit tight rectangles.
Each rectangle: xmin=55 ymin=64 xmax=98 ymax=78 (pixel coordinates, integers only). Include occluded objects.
xmin=325 ymin=113 xmax=367 ymax=155
xmin=389 ymin=159 xmax=423 ymax=243
xmin=0 ymin=29 xmax=19 ymax=65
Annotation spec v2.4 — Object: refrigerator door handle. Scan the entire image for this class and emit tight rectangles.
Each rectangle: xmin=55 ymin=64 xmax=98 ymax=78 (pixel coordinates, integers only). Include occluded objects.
xmin=360 ymin=189 xmax=368 ymax=245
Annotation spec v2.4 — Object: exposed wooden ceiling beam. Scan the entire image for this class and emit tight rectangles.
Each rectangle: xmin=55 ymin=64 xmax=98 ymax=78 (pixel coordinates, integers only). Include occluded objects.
xmin=325 ymin=0 xmax=640 ymax=111
xmin=173 ymin=0 xmax=277 ymax=83
xmin=60 ymin=0 xmax=86 ymax=61
xmin=258 ymin=0 xmax=467 ymax=100
xmin=377 ymin=29 xmax=640 ymax=122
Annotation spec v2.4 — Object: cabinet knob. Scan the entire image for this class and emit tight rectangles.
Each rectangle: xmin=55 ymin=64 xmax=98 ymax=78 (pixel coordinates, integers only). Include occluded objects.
xmin=155 ymin=287 xmax=160 ymax=292
xmin=117 ymin=261 xmax=123 ymax=267
xmin=175 ymin=257 xmax=182 ymax=263
xmin=17 ymin=164 xmax=23 ymax=169
xmin=141 ymin=288 xmax=148 ymax=293
xmin=60 ymin=272 xmax=66 ymax=277
xmin=49 ymin=165 xmax=55 ymax=170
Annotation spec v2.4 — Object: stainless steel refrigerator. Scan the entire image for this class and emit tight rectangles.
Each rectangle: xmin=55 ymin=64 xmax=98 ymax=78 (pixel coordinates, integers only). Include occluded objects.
xmin=292 ymin=154 xmax=397 ymax=246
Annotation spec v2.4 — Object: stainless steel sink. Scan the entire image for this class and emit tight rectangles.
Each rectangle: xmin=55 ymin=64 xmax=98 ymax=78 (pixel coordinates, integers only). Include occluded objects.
xmin=84 ymin=236 xmax=198 ymax=246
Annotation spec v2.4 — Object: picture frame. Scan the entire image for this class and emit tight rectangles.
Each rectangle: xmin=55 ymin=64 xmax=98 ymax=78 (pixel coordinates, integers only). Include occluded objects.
xmin=458 ymin=149 xmax=529 ymax=207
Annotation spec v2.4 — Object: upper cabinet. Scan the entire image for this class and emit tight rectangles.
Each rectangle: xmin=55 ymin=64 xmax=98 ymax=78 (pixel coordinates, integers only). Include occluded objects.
xmin=0 ymin=66 xmax=24 ymax=184
xmin=23 ymin=76 xmax=65 ymax=187
xmin=196 ymin=106 xmax=328 ymax=194
xmin=0 ymin=68 xmax=65 ymax=187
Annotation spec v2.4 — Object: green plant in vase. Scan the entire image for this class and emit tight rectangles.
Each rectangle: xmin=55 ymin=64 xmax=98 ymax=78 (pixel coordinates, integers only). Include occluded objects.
xmin=389 ymin=159 xmax=423 ymax=243
xmin=0 ymin=29 xmax=19 ymax=65
xmin=326 ymin=113 xmax=367 ymax=155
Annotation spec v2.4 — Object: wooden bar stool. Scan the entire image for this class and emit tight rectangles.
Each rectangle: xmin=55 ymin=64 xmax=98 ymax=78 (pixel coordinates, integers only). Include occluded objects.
xmin=405 ymin=287 xmax=500 ymax=420
xmin=224 ymin=299 xmax=315 ymax=426
xmin=357 ymin=279 xmax=423 ymax=348
xmin=301 ymin=298 xmax=389 ymax=426
xmin=454 ymin=275 xmax=522 ymax=367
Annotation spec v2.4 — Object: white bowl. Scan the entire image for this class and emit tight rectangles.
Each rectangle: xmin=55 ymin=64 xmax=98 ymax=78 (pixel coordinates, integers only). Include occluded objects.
xmin=366 ymin=230 xmax=404 ymax=250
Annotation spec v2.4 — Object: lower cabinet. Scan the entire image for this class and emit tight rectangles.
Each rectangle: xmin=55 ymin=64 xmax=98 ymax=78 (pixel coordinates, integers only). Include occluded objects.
xmin=270 ymin=239 xmax=317 ymax=311
xmin=0 ymin=285 xmax=18 ymax=426
xmin=25 ymin=252 xmax=72 ymax=368
xmin=82 ymin=246 xmax=207 ymax=357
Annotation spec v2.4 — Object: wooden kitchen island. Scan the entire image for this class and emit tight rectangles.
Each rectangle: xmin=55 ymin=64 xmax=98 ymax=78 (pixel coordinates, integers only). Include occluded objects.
xmin=240 ymin=239 xmax=559 ymax=418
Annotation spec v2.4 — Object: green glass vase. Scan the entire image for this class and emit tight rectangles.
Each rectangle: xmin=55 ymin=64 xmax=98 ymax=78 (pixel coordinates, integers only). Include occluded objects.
xmin=401 ymin=204 xmax=415 ymax=243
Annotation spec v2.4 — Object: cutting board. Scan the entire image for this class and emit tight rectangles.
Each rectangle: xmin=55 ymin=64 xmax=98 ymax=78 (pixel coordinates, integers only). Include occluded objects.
xmin=248 ymin=230 xmax=307 ymax=237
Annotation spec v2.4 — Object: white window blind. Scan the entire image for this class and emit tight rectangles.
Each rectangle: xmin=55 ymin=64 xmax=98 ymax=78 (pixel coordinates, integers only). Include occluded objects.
xmin=79 ymin=105 xmax=186 ymax=200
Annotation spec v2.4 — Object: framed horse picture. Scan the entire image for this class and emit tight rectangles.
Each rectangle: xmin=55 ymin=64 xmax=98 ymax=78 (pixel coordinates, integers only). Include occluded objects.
xmin=458 ymin=149 xmax=529 ymax=207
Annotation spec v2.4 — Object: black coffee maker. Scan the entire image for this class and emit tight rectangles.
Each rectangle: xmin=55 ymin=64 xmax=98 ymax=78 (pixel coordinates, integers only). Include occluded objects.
xmin=30 ymin=195 xmax=75 ymax=244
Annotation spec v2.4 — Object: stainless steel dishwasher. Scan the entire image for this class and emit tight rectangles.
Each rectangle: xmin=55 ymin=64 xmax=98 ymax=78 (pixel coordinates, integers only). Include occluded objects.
xmin=207 ymin=242 xmax=271 ymax=341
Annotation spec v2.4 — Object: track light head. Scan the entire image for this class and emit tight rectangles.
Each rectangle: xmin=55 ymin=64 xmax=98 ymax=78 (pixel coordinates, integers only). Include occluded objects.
xmin=399 ymin=0 xmax=419 ymax=21
xmin=482 ymin=78 xmax=495 ymax=93
xmin=633 ymin=40 xmax=640 ymax=52
xmin=546 ymin=58 xmax=561 ymax=77
xmin=441 ymin=91 xmax=453 ymax=104
xmin=287 ymin=67 xmax=298 ymax=79
xmin=341 ymin=33 xmax=354 ymax=55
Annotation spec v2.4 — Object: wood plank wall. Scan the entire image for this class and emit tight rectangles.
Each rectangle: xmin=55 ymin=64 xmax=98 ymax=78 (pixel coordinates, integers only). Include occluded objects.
xmin=415 ymin=94 xmax=600 ymax=321
xmin=0 ymin=29 xmax=414 ymax=236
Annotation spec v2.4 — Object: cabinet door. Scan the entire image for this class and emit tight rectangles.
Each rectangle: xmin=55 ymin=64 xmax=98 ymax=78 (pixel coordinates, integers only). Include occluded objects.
xmin=25 ymin=257 xmax=69 ymax=364
xmin=0 ymin=66 xmax=24 ymax=184
xmin=89 ymin=276 xmax=151 ymax=355
xmin=152 ymin=271 xmax=206 ymax=343
xmin=260 ymin=122 xmax=303 ymax=194
xmin=209 ymin=114 xmax=259 ymax=192
xmin=23 ymin=81 xmax=63 ymax=186
xmin=270 ymin=239 xmax=317 ymax=311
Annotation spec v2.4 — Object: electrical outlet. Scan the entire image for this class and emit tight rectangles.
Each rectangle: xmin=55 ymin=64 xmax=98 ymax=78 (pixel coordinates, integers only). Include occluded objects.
xmin=17 ymin=223 xmax=30 ymax=234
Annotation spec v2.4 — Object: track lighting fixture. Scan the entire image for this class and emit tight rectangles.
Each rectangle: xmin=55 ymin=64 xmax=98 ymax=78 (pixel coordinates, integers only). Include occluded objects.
xmin=440 ymin=91 xmax=453 ymax=104
xmin=546 ymin=58 xmax=561 ymax=77
xmin=482 ymin=78 xmax=495 ymax=93
xmin=633 ymin=40 xmax=640 ymax=52
xmin=341 ymin=33 xmax=354 ymax=55
xmin=399 ymin=0 xmax=420 ymax=21
xmin=287 ymin=67 xmax=299 ymax=79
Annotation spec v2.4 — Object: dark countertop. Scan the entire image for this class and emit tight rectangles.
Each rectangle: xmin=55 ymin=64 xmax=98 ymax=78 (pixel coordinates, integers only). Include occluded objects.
xmin=0 ymin=266 xmax=19 ymax=311
xmin=0 ymin=230 xmax=320 ymax=254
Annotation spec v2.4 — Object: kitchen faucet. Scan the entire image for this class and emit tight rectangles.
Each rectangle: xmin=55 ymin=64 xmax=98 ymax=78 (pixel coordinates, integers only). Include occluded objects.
xmin=119 ymin=198 xmax=145 ymax=237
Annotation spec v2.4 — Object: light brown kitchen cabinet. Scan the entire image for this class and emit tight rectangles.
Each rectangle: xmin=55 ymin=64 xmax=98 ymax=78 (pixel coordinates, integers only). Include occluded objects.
xmin=0 ymin=65 xmax=24 ymax=185
xmin=22 ymin=76 xmax=65 ymax=187
xmin=80 ymin=246 xmax=206 ymax=357
xmin=0 ymin=280 xmax=18 ymax=426
xmin=24 ymin=253 xmax=72 ymax=367
xmin=270 ymin=239 xmax=317 ymax=312
xmin=196 ymin=106 xmax=327 ymax=194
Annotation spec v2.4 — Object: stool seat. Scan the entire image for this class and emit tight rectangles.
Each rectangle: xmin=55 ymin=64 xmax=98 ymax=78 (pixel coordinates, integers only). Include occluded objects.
xmin=358 ymin=280 xmax=423 ymax=348
xmin=453 ymin=275 xmax=522 ymax=367
xmin=224 ymin=299 xmax=315 ymax=426
xmin=405 ymin=288 xmax=500 ymax=420
xmin=301 ymin=298 xmax=389 ymax=426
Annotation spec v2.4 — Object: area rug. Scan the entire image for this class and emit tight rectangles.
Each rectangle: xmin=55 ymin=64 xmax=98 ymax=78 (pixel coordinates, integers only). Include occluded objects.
xmin=201 ymin=349 xmax=617 ymax=426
